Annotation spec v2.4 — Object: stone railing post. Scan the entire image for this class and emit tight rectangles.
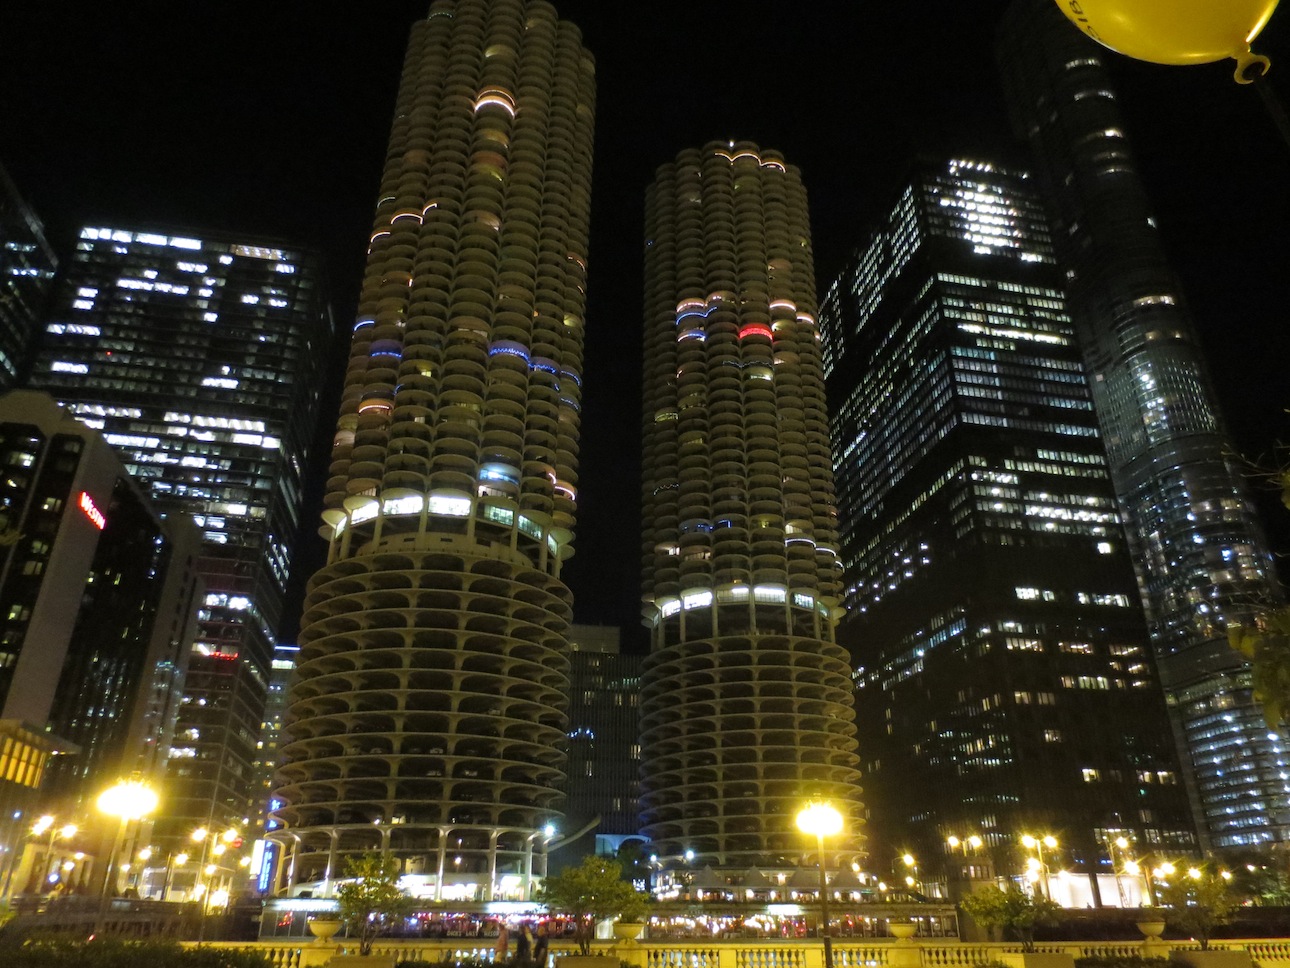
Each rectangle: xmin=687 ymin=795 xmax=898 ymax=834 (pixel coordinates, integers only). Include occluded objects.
xmin=797 ymin=943 xmax=825 ymax=968
xmin=618 ymin=941 xmax=648 ymax=968
xmin=714 ymin=944 xmax=745 ymax=968
xmin=887 ymin=939 xmax=923 ymax=968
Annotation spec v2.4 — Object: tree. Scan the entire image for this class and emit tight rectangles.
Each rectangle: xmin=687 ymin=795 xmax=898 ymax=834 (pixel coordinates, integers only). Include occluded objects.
xmin=1156 ymin=866 xmax=1235 ymax=950
xmin=959 ymin=884 xmax=1060 ymax=951
xmin=1229 ymin=607 xmax=1290 ymax=729
xmin=536 ymin=856 xmax=650 ymax=955
xmin=335 ymin=853 xmax=414 ymax=957
xmin=614 ymin=839 xmax=652 ymax=889
xmin=1220 ymin=850 xmax=1290 ymax=906
xmin=1227 ymin=438 xmax=1290 ymax=729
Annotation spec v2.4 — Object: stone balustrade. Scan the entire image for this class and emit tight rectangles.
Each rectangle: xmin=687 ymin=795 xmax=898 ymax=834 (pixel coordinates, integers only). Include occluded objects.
xmin=189 ymin=936 xmax=1290 ymax=968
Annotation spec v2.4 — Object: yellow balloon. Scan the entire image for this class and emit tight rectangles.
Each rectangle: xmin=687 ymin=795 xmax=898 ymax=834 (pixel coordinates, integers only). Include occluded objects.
xmin=1051 ymin=0 xmax=1280 ymax=81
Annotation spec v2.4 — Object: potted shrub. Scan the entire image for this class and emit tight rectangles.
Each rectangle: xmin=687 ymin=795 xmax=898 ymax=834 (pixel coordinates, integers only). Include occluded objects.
xmin=1135 ymin=909 xmax=1167 ymax=941
xmin=538 ymin=856 xmax=651 ymax=967
xmin=333 ymin=852 xmax=414 ymax=966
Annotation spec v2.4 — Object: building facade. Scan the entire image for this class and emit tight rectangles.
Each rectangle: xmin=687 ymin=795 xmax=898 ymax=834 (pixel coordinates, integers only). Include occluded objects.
xmin=822 ymin=159 xmax=1195 ymax=902
xmin=0 ymin=165 xmax=57 ymax=389
xmin=997 ymin=0 xmax=1288 ymax=851
xmin=249 ymin=642 xmax=298 ymax=895
xmin=271 ymin=0 xmax=596 ymax=902
xmin=258 ymin=644 xmax=298 ymax=821
xmin=562 ymin=624 xmax=643 ymax=856
xmin=27 ymin=225 xmax=332 ymax=856
xmin=0 ymin=390 xmax=201 ymax=824
xmin=0 ymin=722 xmax=59 ymax=898
xmin=638 ymin=141 xmax=865 ymax=877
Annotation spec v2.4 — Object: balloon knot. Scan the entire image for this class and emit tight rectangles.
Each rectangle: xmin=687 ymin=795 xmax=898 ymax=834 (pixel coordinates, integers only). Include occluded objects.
xmin=1236 ymin=49 xmax=1272 ymax=84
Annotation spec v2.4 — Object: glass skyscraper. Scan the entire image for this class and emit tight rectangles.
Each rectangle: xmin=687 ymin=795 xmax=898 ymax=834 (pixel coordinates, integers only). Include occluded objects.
xmin=823 ymin=158 xmax=1196 ymax=902
xmin=562 ymin=625 xmax=643 ymax=855
xmin=0 ymin=165 xmax=57 ymax=390
xmin=0 ymin=390 xmax=203 ymax=893
xmin=998 ymin=0 xmax=1287 ymax=851
xmin=639 ymin=141 xmax=865 ymax=878
xmin=28 ymin=225 xmax=333 ymax=856
xmin=270 ymin=0 xmax=596 ymax=902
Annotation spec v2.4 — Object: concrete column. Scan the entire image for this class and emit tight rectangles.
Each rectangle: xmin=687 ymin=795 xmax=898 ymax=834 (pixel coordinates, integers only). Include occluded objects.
xmin=322 ymin=829 xmax=340 ymax=895
xmin=435 ymin=828 xmax=448 ymax=902
xmin=488 ymin=830 xmax=500 ymax=900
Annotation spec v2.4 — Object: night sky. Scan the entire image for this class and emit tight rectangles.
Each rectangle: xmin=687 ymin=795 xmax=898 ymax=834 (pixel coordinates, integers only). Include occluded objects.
xmin=4 ymin=3 xmax=1287 ymax=646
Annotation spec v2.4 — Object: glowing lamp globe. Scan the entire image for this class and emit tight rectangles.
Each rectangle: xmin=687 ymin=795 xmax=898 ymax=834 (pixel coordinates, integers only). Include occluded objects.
xmin=97 ymin=779 xmax=159 ymax=821
xmin=1051 ymin=0 xmax=1280 ymax=81
xmin=796 ymin=802 xmax=844 ymax=838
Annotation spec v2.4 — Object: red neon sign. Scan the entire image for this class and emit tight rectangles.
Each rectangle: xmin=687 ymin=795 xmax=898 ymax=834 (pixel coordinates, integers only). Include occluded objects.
xmin=78 ymin=491 xmax=106 ymax=530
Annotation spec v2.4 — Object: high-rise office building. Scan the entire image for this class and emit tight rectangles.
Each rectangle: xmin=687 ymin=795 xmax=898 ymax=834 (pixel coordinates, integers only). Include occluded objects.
xmin=0 ymin=390 xmax=202 ymax=789
xmin=0 ymin=165 xmax=57 ymax=389
xmin=28 ymin=225 xmax=333 ymax=855
xmin=563 ymin=625 xmax=643 ymax=856
xmin=639 ymin=141 xmax=865 ymax=877
xmin=997 ymin=0 xmax=1288 ymax=851
xmin=270 ymin=0 xmax=595 ymax=902
xmin=0 ymin=392 xmax=201 ymax=865
xmin=822 ymin=159 xmax=1195 ymax=902
xmin=251 ymin=642 xmax=297 ymax=894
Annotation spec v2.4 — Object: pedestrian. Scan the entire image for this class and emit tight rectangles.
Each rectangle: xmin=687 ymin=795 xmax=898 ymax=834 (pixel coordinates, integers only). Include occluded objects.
xmin=533 ymin=921 xmax=550 ymax=968
xmin=494 ymin=921 xmax=510 ymax=964
xmin=515 ymin=921 xmax=534 ymax=968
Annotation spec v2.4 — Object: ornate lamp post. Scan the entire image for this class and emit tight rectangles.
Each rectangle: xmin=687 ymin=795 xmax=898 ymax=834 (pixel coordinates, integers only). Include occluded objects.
xmin=162 ymin=851 xmax=189 ymax=901
xmin=1021 ymin=834 xmax=1057 ymax=900
xmin=93 ymin=778 xmax=159 ymax=936
xmin=28 ymin=816 xmax=78 ymax=892
xmin=192 ymin=825 xmax=240 ymax=941
xmin=797 ymin=802 xmax=843 ymax=968
xmin=900 ymin=853 xmax=920 ymax=893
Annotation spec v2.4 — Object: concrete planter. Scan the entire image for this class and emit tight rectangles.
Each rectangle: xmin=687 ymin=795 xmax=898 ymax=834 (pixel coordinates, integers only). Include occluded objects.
xmin=1169 ymin=951 xmax=1253 ymax=968
xmin=613 ymin=922 xmax=646 ymax=942
xmin=1137 ymin=921 xmax=1167 ymax=939
xmin=308 ymin=919 xmax=343 ymax=944
xmin=888 ymin=922 xmax=918 ymax=940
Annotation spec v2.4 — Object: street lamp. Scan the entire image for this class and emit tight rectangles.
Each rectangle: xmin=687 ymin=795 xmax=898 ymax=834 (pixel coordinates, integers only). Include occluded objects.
xmin=93 ymin=778 xmax=159 ymax=936
xmin=163 ymin=851 xmax=189 ymax=901
xmin=1106 ymin=836 xmax=1136 ymax=906
xmin=192 ymin=825 xmax=239 ymax=941
xmin=132 ymin=846 xmax=154 ymax=897
xmin=1021 ymin=834 xmax=1057 ymax=900
xmin=48 ymin=823 xmax=77 ymax=887
xmin=899 ymin=852 xmax=920 ymax=893
xmin=797 ymin=801 xmax=843 ymax=968
xmin=1123 ymin=858 xmax=1155 ymax=905
xmin=29 ymin=816 xmax=78 ymax=891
